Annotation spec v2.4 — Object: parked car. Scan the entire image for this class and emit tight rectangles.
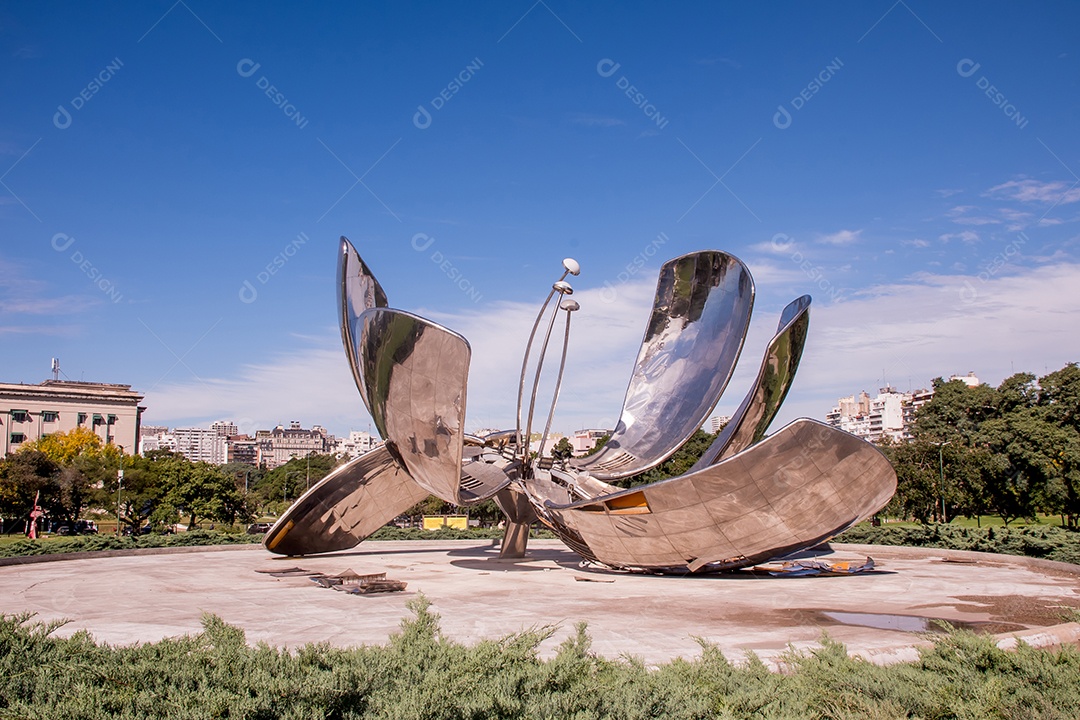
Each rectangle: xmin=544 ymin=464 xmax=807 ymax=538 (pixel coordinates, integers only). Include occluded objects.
xmin=246 ymin=522 xmax=271 ymax=534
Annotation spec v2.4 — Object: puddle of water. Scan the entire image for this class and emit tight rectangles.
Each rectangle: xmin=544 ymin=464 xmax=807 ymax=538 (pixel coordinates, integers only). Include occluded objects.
xmin=811 ymin=610 xmax=1025 ymax=635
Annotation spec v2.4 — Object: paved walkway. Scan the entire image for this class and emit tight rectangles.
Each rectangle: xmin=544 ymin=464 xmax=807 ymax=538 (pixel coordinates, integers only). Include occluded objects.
xmin=2 ymin=540 xmax=1078 ymax=666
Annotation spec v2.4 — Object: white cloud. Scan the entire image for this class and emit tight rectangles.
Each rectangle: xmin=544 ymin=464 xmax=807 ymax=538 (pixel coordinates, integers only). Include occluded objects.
xmin=987 ymin=178 xmax=1080 ymax=205
xmin=145 ymin=265 xmax=1080 ymax=447
xmin=817 ymin=229 xmax=862 ymax=245
xmin=939 ymin=230 xmax=979 ymax=244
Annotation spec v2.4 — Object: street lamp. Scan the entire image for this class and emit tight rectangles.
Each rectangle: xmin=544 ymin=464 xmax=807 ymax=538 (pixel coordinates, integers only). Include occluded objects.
xmin=932 ymin=441 xmax=950 ymax=524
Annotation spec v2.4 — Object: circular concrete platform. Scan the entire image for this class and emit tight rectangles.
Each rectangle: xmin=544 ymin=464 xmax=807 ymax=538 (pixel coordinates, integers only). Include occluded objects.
xmin=2 ymin=540 xmax=1078 ymax=666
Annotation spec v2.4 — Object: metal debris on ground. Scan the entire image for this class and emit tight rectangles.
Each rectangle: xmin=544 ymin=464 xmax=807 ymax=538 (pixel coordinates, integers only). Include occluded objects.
xmin=762 ymin=557 xmax=876 ymax=577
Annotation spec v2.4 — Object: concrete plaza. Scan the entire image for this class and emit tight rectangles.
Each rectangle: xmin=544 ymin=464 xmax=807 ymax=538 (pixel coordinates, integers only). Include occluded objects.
xmin=1 ymin=540 xmax=1078 ymax=666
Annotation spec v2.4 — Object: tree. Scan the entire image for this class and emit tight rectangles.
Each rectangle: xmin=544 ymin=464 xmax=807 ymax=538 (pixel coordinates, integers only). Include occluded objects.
xmin=617 ymin=429 xmax=716 ymax=488
xmin=551 ymin=437 xmax=574 ymax=461
xmin=152 ymin=458 xmax=250 ymax=529
xmin=0 ymin=451 xmax=59 ymax=532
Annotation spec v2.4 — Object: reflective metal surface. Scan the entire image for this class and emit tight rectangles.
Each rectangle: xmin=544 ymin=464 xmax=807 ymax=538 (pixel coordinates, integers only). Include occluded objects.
xmin=338 ymin=237 xmax=388 ymax=412
xmin=268 ymin=241 xmax=897 ymax=575
xmin=531 ymin=419 xmax=896 ymax=573
xmin=264 ymin=447 xmax=428 ymax=556
xmin=570 ymin=251 xmax=754 ymax=480
xmin=357 ymin=307 xmax=472 ymax=505
xmin=691 ymin=295 xmax=811 ymax=471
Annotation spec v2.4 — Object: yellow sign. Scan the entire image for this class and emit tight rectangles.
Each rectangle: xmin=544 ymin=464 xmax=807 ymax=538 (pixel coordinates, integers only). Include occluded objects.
xmin=422 ymin=515 xmax=468 ymax=530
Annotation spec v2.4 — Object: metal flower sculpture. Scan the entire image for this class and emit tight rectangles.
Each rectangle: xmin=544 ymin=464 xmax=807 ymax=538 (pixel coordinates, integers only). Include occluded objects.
xmin=264 ymin=238 xmax=896 ymax=573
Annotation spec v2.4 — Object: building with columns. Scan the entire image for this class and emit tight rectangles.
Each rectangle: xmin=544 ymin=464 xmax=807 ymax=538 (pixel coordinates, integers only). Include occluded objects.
xmin=0 ymin=380 xmax=145 ymax=458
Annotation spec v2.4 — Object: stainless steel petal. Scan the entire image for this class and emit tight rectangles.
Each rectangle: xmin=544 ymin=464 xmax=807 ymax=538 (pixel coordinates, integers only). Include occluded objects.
xmin=690 ymin=295 xmax=811 ymax=471
xmin=570 ymin=251 xmax=754 ymax=480
xmin=338 ymin=237 xmax=389 ymax=416
xmin=263 ymin=446 xmax=429 ymax=556
xmin=357 ymin=307 xmax=472 ymax=504
xmin=544 ymin=418 xmax=896 ymax=572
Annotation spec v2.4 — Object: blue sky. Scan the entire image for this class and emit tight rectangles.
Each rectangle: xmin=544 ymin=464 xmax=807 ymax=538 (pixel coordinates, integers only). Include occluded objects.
xmin=2 ymin=1 xmax=1079 ymax=439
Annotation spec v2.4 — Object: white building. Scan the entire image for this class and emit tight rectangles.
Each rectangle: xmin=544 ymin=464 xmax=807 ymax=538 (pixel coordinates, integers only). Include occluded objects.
xmin=0 ymin=380 xmax=144 ymax=458
xmin=334 ymin=430 xmax=380 ymax=459
xmin=256 ymin=422 xmax=331 ymax=469
xmin=949 ymin=371 xmax=981 ymax=387
xmin=210 ymin=420 xmax=238 ymax=437
xmin=826 ymin=385 xmax=935 ymax=444
xmin=708 ymin=415 xmax=732 ymax=434
xmin=173 ymin=426 xmax=228 ymax=464
xmin=570 ymin=429 xmax=610 ymax=455
xmin=139 ymin=430 xmax=177 ymax=455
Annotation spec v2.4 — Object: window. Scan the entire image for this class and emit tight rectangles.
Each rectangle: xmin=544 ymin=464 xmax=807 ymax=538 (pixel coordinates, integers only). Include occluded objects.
xmin=43 ymin=411 xmax=59 ymax=423
xmin=78 ymin=413 xmax=87 ymax=425
xmin=11 ymin=410 xmax=29 ymax=423
xmin=10 ymin=433 xmax=25 ymax=444
xmin=93 ymin=414 xmax=104 ymax=425
xmin=107 ymin=414 xmax=117 ymax=425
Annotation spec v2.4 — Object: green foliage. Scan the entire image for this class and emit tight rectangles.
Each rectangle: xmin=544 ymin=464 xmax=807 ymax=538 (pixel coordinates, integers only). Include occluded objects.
xmin=551 ymin=436 xmax=574 ymax=461
xmin=617 ymin=429 xmax=716 ymax=488
xmin=839 ymin=522 xmax=1080 ymax=565
xmin=0 ymin=530 xmax=262 ymax=558
xmin=253 ymin=453 xmax=341 ymax=508
xmin=889 ymin=363 xmax=1080 ymax=528
xmin=2 ymin=600 xmax=1080 ymax=719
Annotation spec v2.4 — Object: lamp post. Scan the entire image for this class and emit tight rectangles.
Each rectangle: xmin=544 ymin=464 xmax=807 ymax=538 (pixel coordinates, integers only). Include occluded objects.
xmin=933 ymin=441 xmax=950 ymax=524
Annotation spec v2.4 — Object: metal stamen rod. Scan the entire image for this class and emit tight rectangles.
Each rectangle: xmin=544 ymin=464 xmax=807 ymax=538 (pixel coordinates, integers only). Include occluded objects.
xmin=522 ymin=281 xmax=573 ymax=470
xmin=514 ymin=258 xmax=580 ymax=454
xmin=538 ymin=299 xmax=579 ymax=465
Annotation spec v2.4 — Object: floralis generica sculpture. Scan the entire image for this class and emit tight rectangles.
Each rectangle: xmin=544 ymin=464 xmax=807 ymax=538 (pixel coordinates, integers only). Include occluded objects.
xmin=264 ymin=238 xmax=896 ymax=573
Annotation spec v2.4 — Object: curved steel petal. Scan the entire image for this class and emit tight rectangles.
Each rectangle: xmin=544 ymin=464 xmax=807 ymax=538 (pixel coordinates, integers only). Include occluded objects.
xmin=263 ymin=446 xmax=429 ymax=556
xmin=570 ymin=251 xmax=754 ymax=480
xmin=338 ymin=237 xmax=389 ymax=413
xmin=690 ymin=295 xmax=811 ymax=471
xmin=357 ymin=307 xmax=472 ymax=504
xmin=536 ymin=418 xmax=896 ymax=573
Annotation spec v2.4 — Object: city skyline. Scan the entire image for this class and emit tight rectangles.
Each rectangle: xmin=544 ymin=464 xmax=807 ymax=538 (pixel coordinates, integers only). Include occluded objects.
xmin=2 ymin=3 xmax=1079 ymax=438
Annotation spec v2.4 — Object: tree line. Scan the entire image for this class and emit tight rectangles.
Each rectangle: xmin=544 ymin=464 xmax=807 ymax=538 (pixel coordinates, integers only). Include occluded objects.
xmin=880 ymin=362 xmax=1079 ymax=528
xmin=0 ymin=428 xmax=343 ymax=535
xmin=4 ymin=361 xmax=1075 ymax=535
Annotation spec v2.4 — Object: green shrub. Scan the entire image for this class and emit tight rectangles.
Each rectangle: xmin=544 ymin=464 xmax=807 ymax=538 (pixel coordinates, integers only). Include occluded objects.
xmin=2 ymin=599 xmax=1079 ymax=719
xmin=838 ymin=523 xmax=1080 ymax=565
xmin=0 ymin=531 xmax=262 ymax=559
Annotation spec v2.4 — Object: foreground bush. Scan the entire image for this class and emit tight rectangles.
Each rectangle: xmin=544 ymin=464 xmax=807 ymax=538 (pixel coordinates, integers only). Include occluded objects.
xmin=838 ymin=523 xmax=1080 ymax=565
xmin=0 ymin=530 xmax=261 ymax=558
xmin=1 ymin=597 xmax=1079 ymax=719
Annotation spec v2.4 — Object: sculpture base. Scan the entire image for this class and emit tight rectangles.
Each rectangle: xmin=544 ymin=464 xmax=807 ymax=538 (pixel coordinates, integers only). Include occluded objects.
xmin=499 ymin=521 xmax=531 ymax=558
